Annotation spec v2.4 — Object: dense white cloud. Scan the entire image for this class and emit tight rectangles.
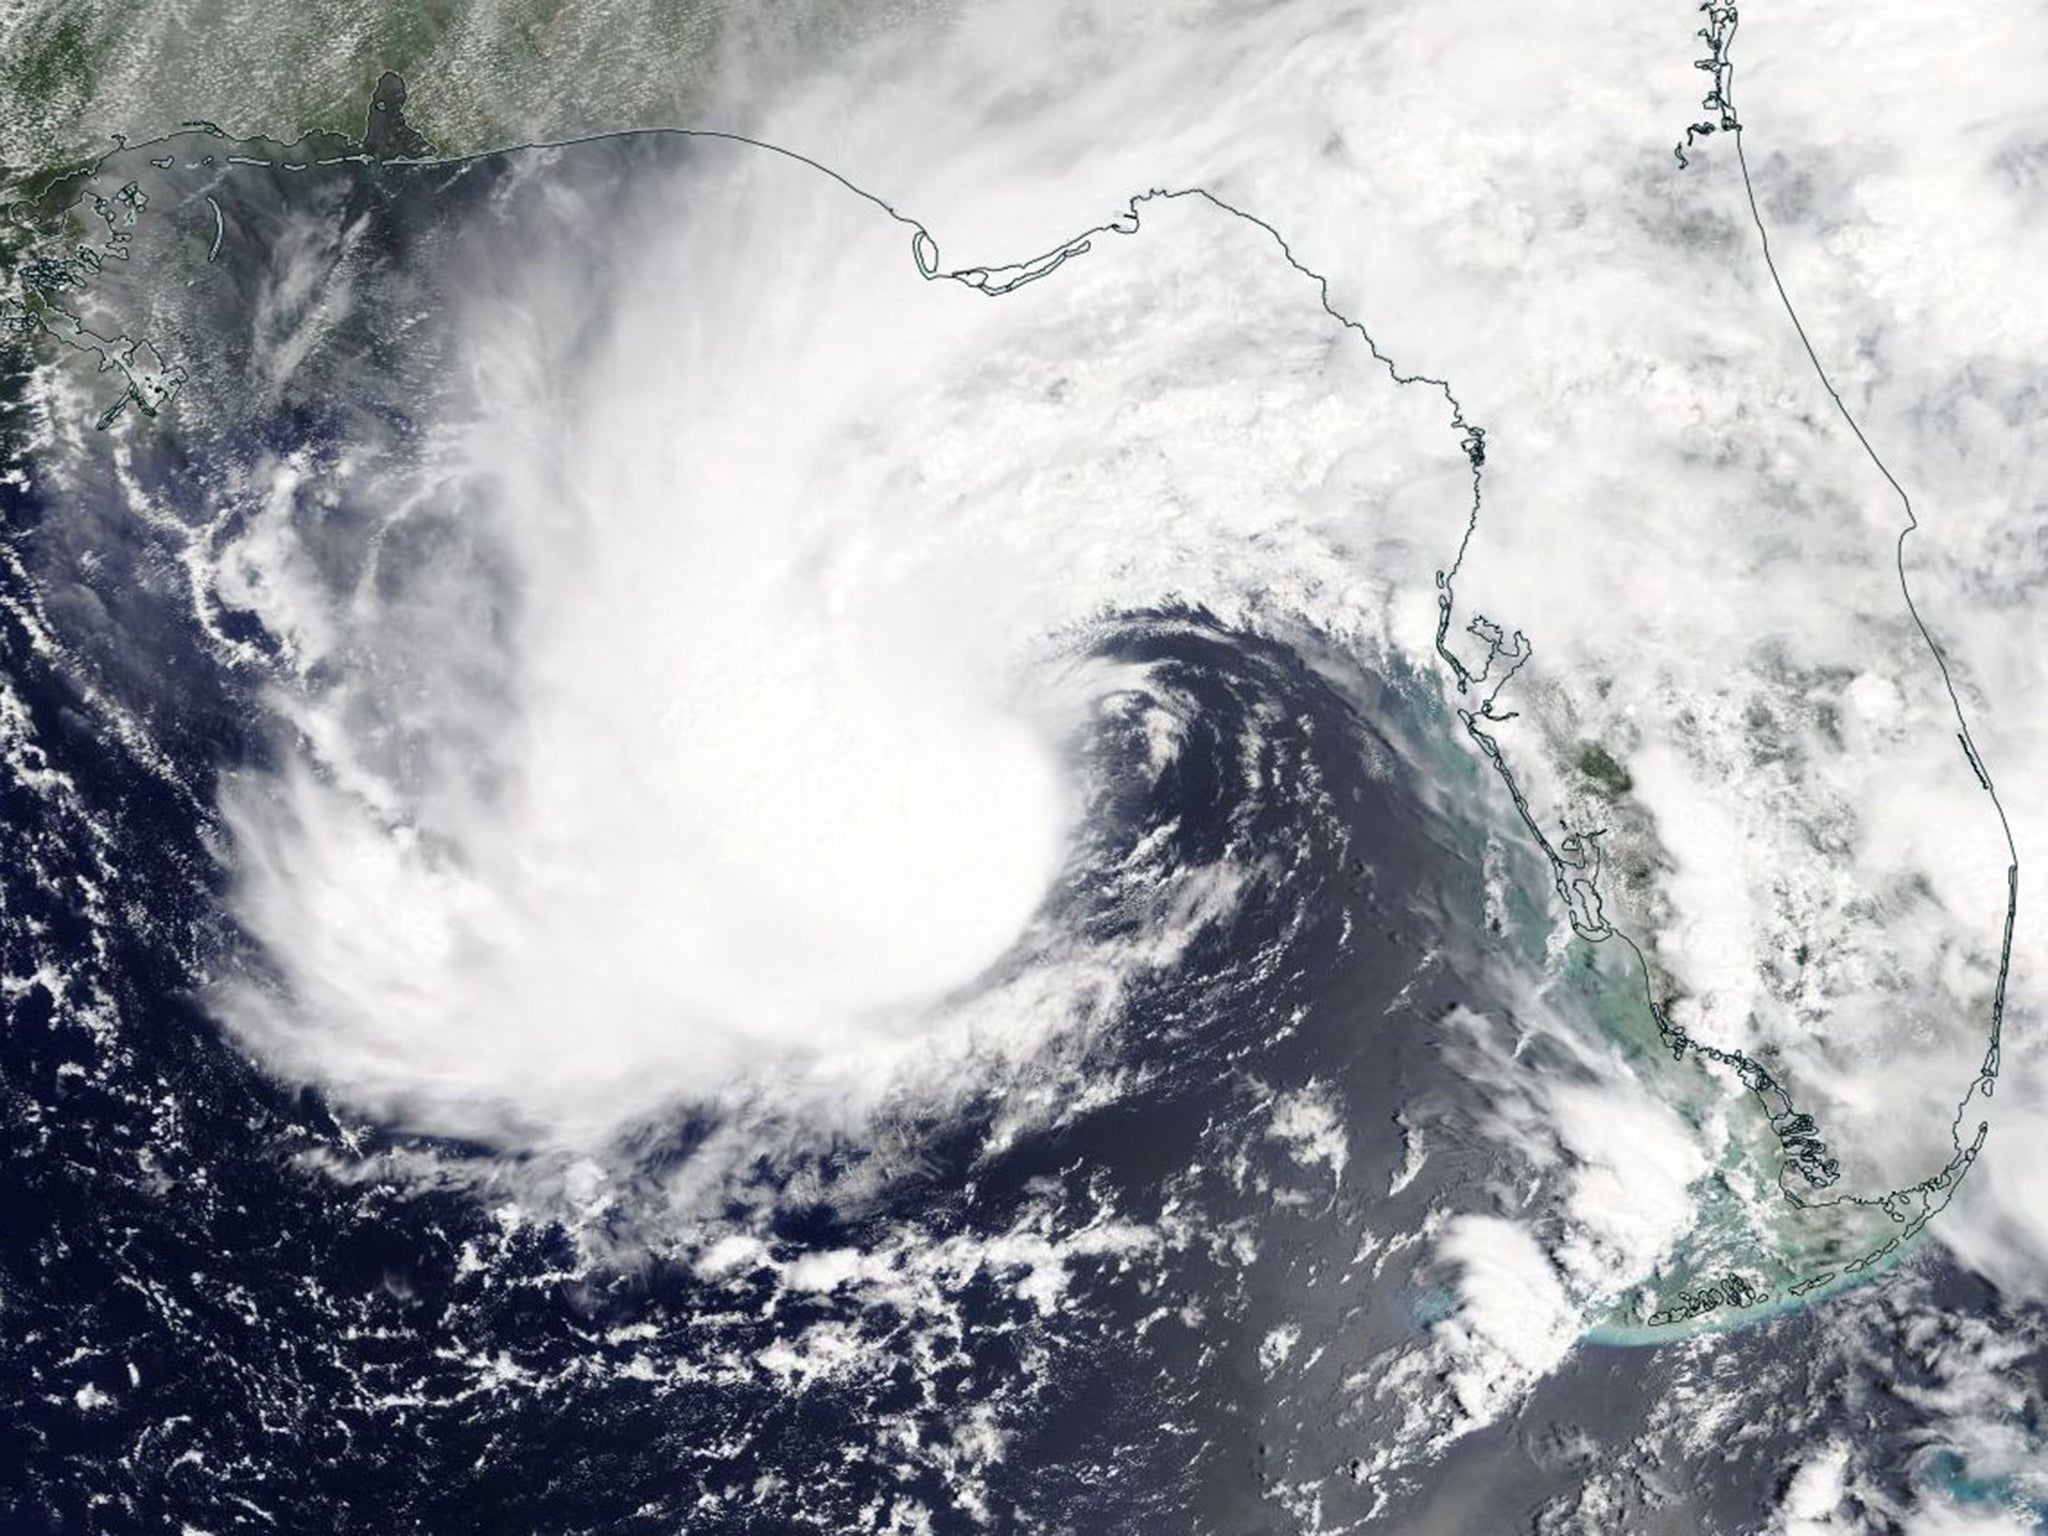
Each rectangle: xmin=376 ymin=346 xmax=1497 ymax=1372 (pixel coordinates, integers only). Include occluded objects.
xmin=1428 ymin=1214 xmax=1581 ymax=1427
xmin=204 ymin=146 xmax=1464 ymax=1148
xmin=738 ymin=0 xmax=2038 ymax=1239
xmin=169 ymin=0 xmax=2039 ymax=1301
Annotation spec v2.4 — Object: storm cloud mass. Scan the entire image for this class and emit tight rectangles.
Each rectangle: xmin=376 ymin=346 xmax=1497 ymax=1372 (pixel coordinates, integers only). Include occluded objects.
xmin=1 ymin=0 xmax=2044 ymax=1530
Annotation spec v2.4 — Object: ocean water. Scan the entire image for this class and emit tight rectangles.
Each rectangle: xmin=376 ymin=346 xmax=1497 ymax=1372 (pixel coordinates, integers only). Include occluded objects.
xmin=2 ymin=120 xmax=2039 ymax=1534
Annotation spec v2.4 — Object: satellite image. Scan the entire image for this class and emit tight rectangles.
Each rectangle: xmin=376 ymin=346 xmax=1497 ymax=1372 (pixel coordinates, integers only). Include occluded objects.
xmin=0 ymin=1 xmax=2042 ymax=1531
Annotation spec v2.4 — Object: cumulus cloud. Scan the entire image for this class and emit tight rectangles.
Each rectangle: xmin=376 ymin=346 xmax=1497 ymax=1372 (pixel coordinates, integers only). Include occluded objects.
xmin=1343 ymin=995 xmax=1719 ymax=1467
xmin=1427 ymin=1214 xmax=1581 ymax=1428
xmin=1265 ymin=1081 xmax=1349 ymax=1186
xmin=1775 ymin=1441 xmax=1862 ymax=1535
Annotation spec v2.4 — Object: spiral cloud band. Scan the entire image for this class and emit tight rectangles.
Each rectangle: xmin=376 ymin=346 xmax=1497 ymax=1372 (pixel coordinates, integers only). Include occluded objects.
xmin=200 ymin=143 xmax=1462 ymax=1148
